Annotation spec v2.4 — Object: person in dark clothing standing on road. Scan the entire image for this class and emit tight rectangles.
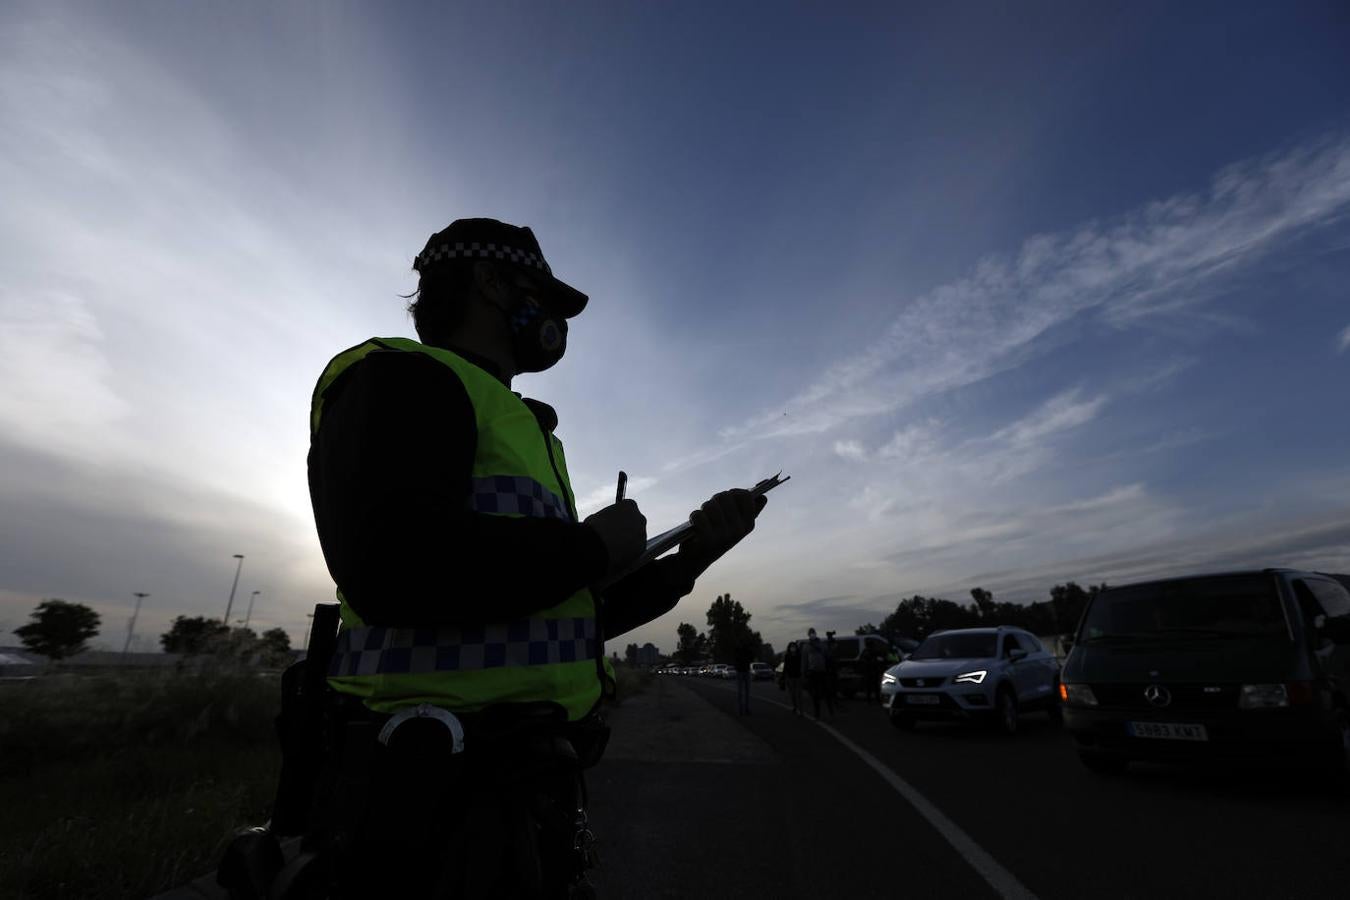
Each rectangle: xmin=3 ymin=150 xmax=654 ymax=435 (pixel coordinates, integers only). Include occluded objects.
xmin=861 ymin=643 xmax=881 ymax=704
xmin=825 ymin=632 xmax=842 ymax=708
xmin=782 ymin=641 xmax=803 ymax=716
xmin=733 ymin=637 xmax=754 ymax=716
xmin=803 ymin=629 xmax=834 ymax=721
xmin=305 ymin=218 xmax=769 ymax=897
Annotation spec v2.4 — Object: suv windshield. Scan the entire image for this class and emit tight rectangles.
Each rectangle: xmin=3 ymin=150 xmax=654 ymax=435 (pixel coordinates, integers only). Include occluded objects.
xmin=1080 ymin=574 xmax=1288 ymax=641
xmin=909 ymin=633 xmax=997 ymax=660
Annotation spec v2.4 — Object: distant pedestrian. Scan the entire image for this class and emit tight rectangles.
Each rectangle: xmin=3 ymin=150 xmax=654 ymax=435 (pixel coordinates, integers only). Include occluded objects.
xmin=783 ymin=641 xmax=803 ymax=715
xmin=803 ymin=629 xmax=834 ymax=721
xmin=733 ymin=638 xmax=754 ymax=715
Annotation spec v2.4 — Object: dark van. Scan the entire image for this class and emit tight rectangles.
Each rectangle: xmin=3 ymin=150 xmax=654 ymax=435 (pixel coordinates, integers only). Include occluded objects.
xmin=1060 ymin=569 xmax=1350 ymax=777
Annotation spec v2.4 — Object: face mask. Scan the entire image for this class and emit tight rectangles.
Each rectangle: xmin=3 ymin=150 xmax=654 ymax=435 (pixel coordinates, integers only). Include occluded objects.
xmin=505 ymin=294 xmax=568 ymax=373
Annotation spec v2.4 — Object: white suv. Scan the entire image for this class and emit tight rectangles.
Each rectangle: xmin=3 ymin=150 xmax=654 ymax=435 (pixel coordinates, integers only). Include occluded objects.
xmin=881 ymin=627 xmax=1061 ymax=735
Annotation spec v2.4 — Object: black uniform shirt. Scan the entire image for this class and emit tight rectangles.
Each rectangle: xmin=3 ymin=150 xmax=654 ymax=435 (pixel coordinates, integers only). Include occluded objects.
xmin=307 ymin=346 xmax=692 ymax=639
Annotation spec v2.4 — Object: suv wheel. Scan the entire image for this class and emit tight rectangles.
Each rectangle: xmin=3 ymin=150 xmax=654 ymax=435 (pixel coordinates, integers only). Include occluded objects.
xmin=1078 ymin=751 xmax=1127 ymax=775
xmin=995 ymin=686 xmax=1018 ymax=735
xmin=889 ymin=705 xmax=916 ymax=731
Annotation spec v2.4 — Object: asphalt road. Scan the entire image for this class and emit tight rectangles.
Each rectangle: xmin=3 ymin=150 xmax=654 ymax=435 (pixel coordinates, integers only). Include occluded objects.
xmin=586 ymin=677 xmax=1349 ymax=900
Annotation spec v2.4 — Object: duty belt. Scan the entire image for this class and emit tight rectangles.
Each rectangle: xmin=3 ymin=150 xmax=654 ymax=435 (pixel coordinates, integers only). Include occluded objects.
xmin=328 ymin=617 xmax=599 ymax=677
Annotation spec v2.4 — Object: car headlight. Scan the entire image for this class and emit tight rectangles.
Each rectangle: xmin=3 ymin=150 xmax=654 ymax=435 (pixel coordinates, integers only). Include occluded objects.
xmin=1239 ymin=683 xmax=1289 ymax=709
xmin=1063 ymin=684 xmax=1097 ymax=706
xmin=953 ymin=670 xmax=987 ymax=685
xmin=881 ymin=673 xmax=897 ymax=685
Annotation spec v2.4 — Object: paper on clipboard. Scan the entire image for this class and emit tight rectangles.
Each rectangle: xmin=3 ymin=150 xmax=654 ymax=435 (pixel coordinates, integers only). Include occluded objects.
xmin=593 ymin=472 xmax=790 ymax=592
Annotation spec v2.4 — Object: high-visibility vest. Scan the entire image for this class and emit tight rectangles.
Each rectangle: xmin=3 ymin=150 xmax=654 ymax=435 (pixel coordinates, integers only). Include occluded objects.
xmin=311 ymin=337 xmax=613 ymax=721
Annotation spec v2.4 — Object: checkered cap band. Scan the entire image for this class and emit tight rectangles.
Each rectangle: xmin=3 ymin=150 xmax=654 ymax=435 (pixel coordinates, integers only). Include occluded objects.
xmin=327 ymin=617 xmax=598 ymax=677
xmin=416 ymin=241 xmax=553 ymax=277
xmin=469 ymin=475 xmax=571 ymax=522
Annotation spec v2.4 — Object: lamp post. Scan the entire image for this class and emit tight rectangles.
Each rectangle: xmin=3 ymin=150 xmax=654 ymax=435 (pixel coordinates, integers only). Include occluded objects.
xmin=244 ymin=590 xmax=260 ymax=630
xmin=123 ymin=592 xmax=149 ymax=655
xmin=223 ymin=554 xmax=245 ymax=625
xmin=303 ymin=612 xmax=315 ymax=651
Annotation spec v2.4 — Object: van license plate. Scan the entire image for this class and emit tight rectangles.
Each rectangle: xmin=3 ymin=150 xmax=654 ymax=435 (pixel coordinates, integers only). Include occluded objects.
xmin=1127 ymin=722 xmax=1208 ymax=741
xmin=905 ymin=695 xmax=941 ymax=705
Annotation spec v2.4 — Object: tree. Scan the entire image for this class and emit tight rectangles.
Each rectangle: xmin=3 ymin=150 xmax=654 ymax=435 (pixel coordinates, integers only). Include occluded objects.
xmin=161 ymin=615 xmax=230 ymax=654
xmin=259 ymin=628 xmax=293 ymax=666
xmin=674 ymin=622 xmax=707 ymax=664
xmin=1048 ymin=582 xmax=1107 ymax=634
xmin=624 ymin=643 xmax=639 ymax=666
xmin=970 ymin=588 xmax=996 ymax=619
xmin=705 ymin=594 xmax=761 ymax=663
xmin=15 ymin=599 xmax=100 ymax=660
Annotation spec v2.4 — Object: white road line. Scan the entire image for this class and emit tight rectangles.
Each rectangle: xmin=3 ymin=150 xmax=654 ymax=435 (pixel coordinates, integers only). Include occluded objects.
xmin=696 ymin=681 xmax=1041 ymax=900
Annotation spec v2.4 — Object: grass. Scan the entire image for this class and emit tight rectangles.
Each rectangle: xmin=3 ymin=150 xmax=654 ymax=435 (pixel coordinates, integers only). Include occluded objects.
xmin=610 ymin=663 xmax=656 ymax=704
xmin=0 ymin=667 xmax=283 ymax=900
xmin=0 ymin=663 xmax=658 ymax=898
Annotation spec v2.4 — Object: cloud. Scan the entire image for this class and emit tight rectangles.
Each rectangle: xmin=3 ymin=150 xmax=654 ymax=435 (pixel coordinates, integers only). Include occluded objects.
xmin=833 ymin=440 xmax=867 ymax=462
xmin=722 ymin=136 xmax=1350 ymax=444
xmin=0 ymin=290 xmax=129 ymax=458
xmin=0 ymin=439 xmax=329 ymax=650
xmin=1047 ymin=483 xmax=1146 ymax=514
xmin=877 ymin=419 xmax=943 ymax=461
xmin=574 ymin=475 xmax=659 ymax=517
xmin=958 ymin=510 xmax=1350 ymax=605
xmin=990 ymin=389 xmax=1107 ymax=446
xmin=1338 ymin=324 xmax=1350 ymax=353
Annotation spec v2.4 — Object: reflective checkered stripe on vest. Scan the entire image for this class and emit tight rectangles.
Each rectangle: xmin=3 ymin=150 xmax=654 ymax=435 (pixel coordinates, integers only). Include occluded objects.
xmin=311 ymin=337 xmax=612 ymax=721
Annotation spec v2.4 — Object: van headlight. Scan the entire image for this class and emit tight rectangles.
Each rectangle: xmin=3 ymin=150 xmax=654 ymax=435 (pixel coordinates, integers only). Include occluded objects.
xmin=954 ymin=670 xmax=987 ymax=685
xmin=1239 ymin=684 xmax=1288 ymax=709
xmin=881 ymin=673 xmax=897 ymax=685
xmin=1063 ymin=684 xmax=1098 ymax=706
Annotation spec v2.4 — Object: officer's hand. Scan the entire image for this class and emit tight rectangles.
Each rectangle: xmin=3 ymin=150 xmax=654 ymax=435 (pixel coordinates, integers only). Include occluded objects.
xmin=677 ymin=489 xmax=767 ymax=577
xmin=584 ymin=500 xmax=648 ymax=575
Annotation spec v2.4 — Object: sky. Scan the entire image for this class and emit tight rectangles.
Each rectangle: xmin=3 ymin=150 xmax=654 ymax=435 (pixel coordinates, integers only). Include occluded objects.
xmin=2 ymin=1 xmax=1349 ymax=655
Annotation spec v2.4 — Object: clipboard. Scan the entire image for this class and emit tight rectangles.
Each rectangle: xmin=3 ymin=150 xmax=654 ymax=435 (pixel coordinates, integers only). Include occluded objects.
xmin=592 ymin=472 xmax=789 ymax=591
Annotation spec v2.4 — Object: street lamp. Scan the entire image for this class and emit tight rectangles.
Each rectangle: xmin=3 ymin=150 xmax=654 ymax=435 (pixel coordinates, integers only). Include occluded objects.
xmin=223 ymin=554 xmax=245 ymax=625
xmin=123 ymin=592 xmax=149 ymax=655
xmin=244 ymin=590 xmax=261 ymax=630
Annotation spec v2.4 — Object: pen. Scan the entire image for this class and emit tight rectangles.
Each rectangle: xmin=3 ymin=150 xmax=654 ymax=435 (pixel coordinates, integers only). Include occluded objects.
xmin=616 ymin=470 xmax=627 ymax=503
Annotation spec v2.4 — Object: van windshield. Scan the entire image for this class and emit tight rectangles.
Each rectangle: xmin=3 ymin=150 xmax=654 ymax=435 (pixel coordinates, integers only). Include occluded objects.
xmin=828 ymin=637 xmax=860 ymax=659
xmin=1081 ymin=575 xmax=1288 ymax=641
xmin=909 ymin=633 xmax=997 ymax=660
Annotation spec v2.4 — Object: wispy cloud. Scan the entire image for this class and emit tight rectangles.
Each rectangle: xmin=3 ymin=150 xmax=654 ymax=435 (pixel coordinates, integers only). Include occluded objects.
xmin=723 ymin=137 xmax=1350 ymax=443
xmin=1337 ymin=324 xmax=1350 ymax=353
xmin=990 ymin=389 xmax=1107 ymax=446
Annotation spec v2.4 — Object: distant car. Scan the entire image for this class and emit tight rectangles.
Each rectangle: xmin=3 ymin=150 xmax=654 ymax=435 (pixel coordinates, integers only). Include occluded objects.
xmin=751 ymin=662 xmax=774 ymax=681
xmin=883 ymin=627 xmax=1061 ymax=734
xmin=717 ymin=664 xmax=736 ymax=680
xmin=1061 ymin=569 xmax=1350 ymax=778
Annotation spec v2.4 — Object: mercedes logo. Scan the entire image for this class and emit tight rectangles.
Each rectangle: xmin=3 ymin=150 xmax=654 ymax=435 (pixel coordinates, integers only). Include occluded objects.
xmin=1144 ymin=684 xmax=1172 ymax=707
